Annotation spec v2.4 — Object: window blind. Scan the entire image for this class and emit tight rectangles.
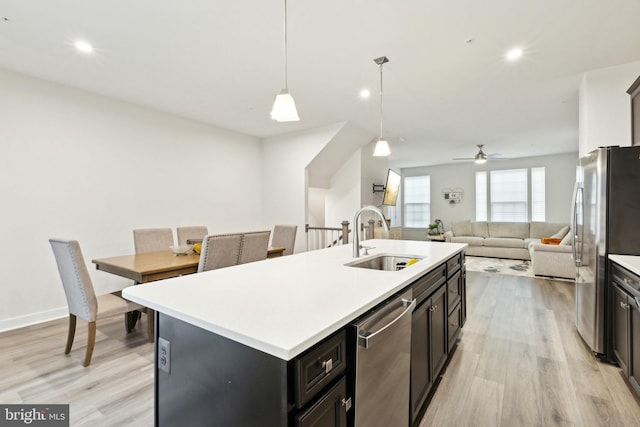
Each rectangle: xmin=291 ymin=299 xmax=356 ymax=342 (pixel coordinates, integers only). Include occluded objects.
xmin=403 ymin=176 xmax=430 ymax=227
xmin=531 ymin=167 xmax=545 ymax=221
xmin=490 ymin=169 xmax=527 ymax=222
xmin=475 ymin=171 xmax=487 ymax=221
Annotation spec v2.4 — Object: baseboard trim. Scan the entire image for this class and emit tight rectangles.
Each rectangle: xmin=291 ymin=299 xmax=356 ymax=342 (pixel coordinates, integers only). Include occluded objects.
xmin=0 ymin=307 xmax=68 ymax=333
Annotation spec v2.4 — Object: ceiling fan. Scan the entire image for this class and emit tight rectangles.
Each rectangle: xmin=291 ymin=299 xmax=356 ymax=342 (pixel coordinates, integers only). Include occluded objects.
xmin=452 ymin=145 xmax=502 ymax=164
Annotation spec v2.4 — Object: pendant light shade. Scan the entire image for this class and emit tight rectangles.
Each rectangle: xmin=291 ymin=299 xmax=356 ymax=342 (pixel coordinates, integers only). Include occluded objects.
xmin=271 ymin=0 xmax=299 ymax=122
xmin=373 ymin=56 xmax=390 ymax=157
xmin=271 ymin=89 xmax=299 ymax=122
xmin=373 ymin=137 xmax=391 ymax=157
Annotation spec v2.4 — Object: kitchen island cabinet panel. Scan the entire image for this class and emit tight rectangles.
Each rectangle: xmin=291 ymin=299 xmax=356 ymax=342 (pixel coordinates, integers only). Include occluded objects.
xmin=156 ymin=313 xmax=289 ymax=427
xmin=295 ymin=377 xmax=347 ymax=427
xmin=410 ymin=282 xmax=448 ymax=425
xmin=156 ymin=313 xmax=351 ymax=427
xmin=410 ymin=297 xmax=431 ymax=420
xmin=448 ymin=302 xmax=462 ymax=353
xmin=430 ymin=285 xmax=448 ymax=384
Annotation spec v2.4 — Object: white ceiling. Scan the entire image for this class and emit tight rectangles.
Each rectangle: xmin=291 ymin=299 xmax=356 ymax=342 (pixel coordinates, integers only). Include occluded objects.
xmin=1 ymin=0 xmax=639 ymax=168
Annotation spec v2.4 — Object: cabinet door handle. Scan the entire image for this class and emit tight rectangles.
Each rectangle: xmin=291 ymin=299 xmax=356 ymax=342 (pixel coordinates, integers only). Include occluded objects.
xmin=341 ymin=397 xmax=352 ymax=412
xmin=321 ymin=358 xmax=333 ymax=374
xmin=621 ymin=301 xmax=630 ymax=309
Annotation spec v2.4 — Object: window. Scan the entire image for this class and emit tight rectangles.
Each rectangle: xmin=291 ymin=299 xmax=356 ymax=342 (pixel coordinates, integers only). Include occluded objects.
xmin=490 ymin=169 xmax=527 ymax=221
xmin=531 ymin=167 xmax=545 ymax=221
xmin=476 ymin=171 xmax=487 ymax=221
xmin=475 ymin=167 xmax=546 ymax=222
xmin=403 ymin=176 xmax=430 ymax=227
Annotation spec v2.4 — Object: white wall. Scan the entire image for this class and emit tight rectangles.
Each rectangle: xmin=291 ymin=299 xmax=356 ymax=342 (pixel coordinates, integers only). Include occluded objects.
xmin=307 ymin=188 xmax=327 ymax=227
xmin=398 ymin=152 xmax=578 ymax=232
xmin=579 ymin=60 xmax=640 ymax=156
xmin=360 ymin=140 xmax=389 ymax=208
xmin=0 ymin=69 xmax=263 ymax=331
xmin=325 ymin=150 xmax=361 ymax=228
xmin=261 ymin=123 xmax=343 ymax=254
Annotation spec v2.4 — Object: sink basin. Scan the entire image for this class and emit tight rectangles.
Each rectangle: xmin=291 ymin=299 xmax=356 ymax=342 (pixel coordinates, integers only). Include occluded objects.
xmin=345 ymin=255 xmax=422 ymax=271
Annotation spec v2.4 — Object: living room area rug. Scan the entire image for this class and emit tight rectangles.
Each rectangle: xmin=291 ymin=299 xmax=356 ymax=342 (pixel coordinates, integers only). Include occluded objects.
xmin=465 ymin=256 xmax=534 ymax=278
xmin=465 ymin=256 xmax=575 ymax=282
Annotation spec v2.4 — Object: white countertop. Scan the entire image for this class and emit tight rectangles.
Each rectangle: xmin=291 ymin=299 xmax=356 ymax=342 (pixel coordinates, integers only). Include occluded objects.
xmin=609 ymin=254 xmax=640 ymax=276
xmin=123 ymin=239 xmax=466 ymax=360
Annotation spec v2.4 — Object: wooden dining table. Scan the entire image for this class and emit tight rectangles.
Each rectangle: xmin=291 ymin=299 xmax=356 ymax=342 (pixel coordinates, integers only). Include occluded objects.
xmin=92 ymin=246 xmax=286 ymax=284
xmin=92 ymin=246 xmax=285 ymax=338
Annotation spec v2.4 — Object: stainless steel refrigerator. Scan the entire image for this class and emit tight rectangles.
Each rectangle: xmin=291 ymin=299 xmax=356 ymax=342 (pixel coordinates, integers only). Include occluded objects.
xmin=573 ymin=146 xmax=640 ymax=360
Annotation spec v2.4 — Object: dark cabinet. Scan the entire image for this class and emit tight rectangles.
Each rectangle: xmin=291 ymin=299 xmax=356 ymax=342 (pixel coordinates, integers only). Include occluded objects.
xmin=629 ymin=295 xmax=640 ymax=395
xmin=430 ymin=285 xmax=448 ymax=378
xmin=293 ymin=331 xmax=350 ymax=427
xmin=448 ymin=302 xmax=462 ymax=353
xmin=611 ymin=261 xmax=640 ymax=397
xmin=410 ymin=283 xmax=447 ymax=424
xmin=295 ymin=377 xmax=348 ymax=427
xmin=461 ymin=266 xmax=467 ymax=327
xmin=409 ymin=251 xmax=466 ymax=425
xmin=294 ymin=330 xmax=346 ymax=407
xmin=613 ymin=284 xmax=630 ymax=375
xmin=447 ymin=270 xmax=462 ymax=313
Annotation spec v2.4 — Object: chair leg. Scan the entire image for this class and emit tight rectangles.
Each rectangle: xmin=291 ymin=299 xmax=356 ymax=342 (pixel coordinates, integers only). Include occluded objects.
xmin=65 ymin=314 xmax=76 ymax=354
xmin=84 ymin=321 xmax=96 ymax=367
xmin=146 ymin=308 xmax=155 ymax=342
xmin=125 ymin=312 xmax=135 ymax=333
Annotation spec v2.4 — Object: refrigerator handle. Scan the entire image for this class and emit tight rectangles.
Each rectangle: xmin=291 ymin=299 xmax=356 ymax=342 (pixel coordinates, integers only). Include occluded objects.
xmin=571 ymin=183 xmax=582 ymax=267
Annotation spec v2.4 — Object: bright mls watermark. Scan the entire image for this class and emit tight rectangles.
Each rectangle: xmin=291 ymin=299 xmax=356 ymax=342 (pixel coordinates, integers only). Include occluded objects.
xmin=0 ymin=405 xmax=69 ymax=426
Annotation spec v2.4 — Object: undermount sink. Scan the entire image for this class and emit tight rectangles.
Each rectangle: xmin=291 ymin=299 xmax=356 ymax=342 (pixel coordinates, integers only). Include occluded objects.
xmin=345 ymin=255 xmax=423 ymax=271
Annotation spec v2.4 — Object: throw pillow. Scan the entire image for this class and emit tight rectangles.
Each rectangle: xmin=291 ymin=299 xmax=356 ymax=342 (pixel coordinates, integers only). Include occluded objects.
xmin=541 ymin=237 xmax=562 ymax=245
xmin=451 ymin=220 xmax=472 ymax=236
xmin=560 ymin=231 xmax=572 ymax=245
xmin=471 ymin=221 xmax=489 ymax=238
xmin=551 ymin=225 xmax=569 ymax=239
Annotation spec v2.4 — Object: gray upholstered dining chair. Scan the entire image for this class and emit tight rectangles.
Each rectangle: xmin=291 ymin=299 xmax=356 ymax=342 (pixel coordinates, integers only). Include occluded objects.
xmin=133 ymin=227 xmax=174 ymax=253
xmin=197 ymin=234 xmax=243 ymax=273
xmin=239 ymin=231 xmax=271 ymax=264
xmin=49 ymin=238 xmax=152 ymax=367
xmin=177 ymin=226 xmax=208 ymax=245
xmin=271 ymin=225 xmax=297 ymax=256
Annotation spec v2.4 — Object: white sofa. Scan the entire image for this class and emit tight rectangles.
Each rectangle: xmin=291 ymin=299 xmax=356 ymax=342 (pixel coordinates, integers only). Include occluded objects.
xmin=444 ymin=220 xmax=574 ymax=279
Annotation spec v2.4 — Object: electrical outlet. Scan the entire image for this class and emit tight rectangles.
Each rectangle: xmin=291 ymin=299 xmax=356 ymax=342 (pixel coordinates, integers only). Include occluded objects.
xmin=158 ymin=337 xmax=171 ymax=374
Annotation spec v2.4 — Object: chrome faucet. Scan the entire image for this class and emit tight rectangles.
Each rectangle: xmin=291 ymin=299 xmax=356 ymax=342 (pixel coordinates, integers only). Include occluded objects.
xmin=353 ymin=205 xmax=390 ymax=257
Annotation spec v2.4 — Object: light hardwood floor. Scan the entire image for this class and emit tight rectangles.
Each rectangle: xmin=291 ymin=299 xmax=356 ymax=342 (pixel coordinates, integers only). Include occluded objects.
xmin=2 ymin=272 xmax=640 ymax=426
xmin=421 ymin=272 xmax=640 ymax=427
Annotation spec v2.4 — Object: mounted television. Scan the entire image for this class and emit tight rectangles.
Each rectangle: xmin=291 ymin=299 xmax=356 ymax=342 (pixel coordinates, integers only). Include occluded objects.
xmin=382 ymin=169 xmax=401 ymax=206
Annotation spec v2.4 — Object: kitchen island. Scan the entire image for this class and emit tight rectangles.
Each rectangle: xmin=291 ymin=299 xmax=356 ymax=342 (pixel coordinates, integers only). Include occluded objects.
xmin=123 ymin=239 xmax=466 ymax=426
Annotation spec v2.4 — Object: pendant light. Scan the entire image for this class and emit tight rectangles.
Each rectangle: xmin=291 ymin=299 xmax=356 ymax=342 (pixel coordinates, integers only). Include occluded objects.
xmin=373 ymin=56 xmax=390 ymax=156
xmin=271 ymin=0 xmax=300 ymax=122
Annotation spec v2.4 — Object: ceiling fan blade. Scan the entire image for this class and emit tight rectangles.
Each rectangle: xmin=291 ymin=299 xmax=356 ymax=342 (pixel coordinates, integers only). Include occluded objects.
xmin=452 ymin=157 xmax=474 ymax=160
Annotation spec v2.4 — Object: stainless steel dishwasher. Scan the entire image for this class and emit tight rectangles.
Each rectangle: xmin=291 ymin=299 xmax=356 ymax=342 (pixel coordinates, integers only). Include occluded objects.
xmin=352 ymin=289 xmax=415 ymax=426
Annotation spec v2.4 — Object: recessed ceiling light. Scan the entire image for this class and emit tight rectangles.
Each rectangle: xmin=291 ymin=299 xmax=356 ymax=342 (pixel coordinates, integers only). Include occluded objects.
xmin=74 ymin=40 xmax=94 ymax=54
xmin=1 ymin=17 xmax=9 ymax=23
xmin=506 ymin=48 xmax=523 ymax=61
xmin=360 ymin=89 xmax=371 ymax=98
